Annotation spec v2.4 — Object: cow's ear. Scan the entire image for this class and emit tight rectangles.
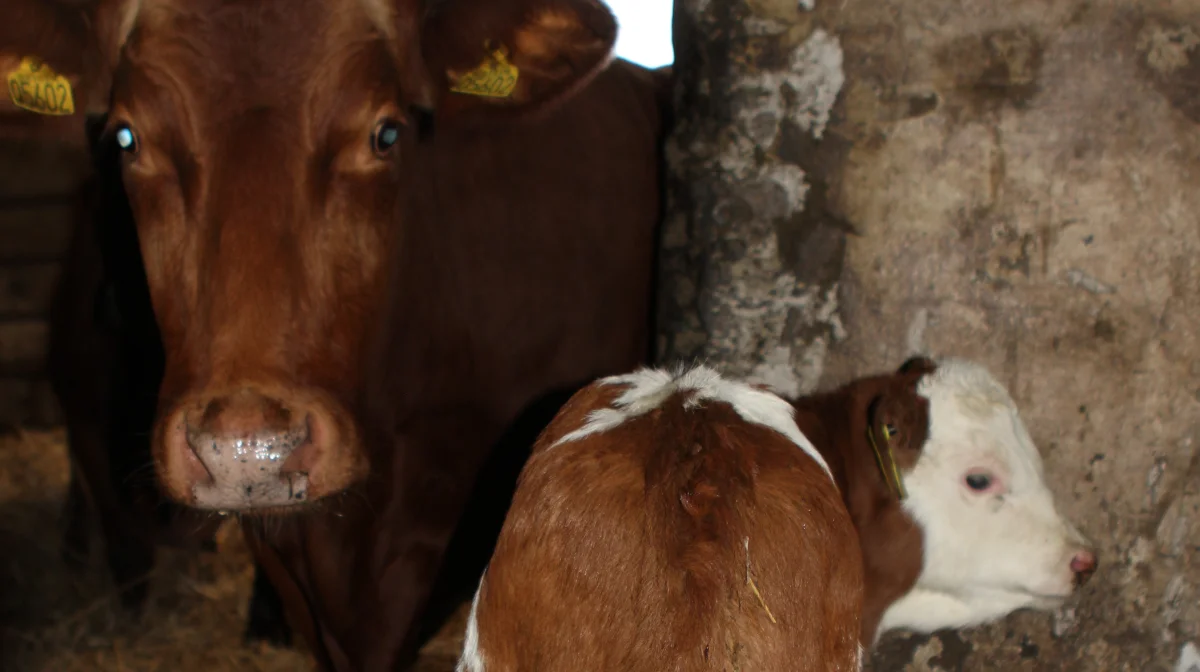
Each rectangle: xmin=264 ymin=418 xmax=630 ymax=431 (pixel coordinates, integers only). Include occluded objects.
xmin=419 ymin=0 xmax=618 ymax=121
xmin=0 ymin=0 xmax=134 ymax=142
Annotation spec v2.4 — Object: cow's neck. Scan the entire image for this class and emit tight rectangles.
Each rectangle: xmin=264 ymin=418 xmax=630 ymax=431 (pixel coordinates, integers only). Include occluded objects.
xmin=791 ymin=380 xmax=924 ymax=647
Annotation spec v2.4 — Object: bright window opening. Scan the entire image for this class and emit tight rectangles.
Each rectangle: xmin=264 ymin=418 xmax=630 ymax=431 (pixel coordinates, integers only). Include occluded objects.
xmin=604 ymin=0 xmax=675 ymax=68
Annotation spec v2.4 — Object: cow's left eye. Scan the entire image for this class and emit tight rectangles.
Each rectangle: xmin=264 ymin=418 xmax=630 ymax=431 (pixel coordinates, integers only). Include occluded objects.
xmin=371 ymin=119 xmax=401 ymax=157
xmin=114 ymin=123 xmax=139 ymax=154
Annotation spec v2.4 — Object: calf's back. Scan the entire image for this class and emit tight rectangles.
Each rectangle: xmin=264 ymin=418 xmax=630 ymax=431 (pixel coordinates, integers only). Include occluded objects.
xmin=465 ymin=367 xmax=864 ymax=671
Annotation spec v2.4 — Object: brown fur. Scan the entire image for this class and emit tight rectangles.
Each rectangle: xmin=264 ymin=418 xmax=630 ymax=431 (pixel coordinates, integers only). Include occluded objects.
xmin=791 ymin=358 xmax=935 ymax=645
xmin=1 ymin=0 xmax=666 ymax=667
xmin=476 ymin=381 xmax=864 ymax=671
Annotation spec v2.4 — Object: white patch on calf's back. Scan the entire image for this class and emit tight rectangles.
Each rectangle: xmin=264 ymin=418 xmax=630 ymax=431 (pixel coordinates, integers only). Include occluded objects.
xmin=456 ymin=573 xmax=486 ymax=672
xmin=553 ymin=365 xmax=832 ymax=480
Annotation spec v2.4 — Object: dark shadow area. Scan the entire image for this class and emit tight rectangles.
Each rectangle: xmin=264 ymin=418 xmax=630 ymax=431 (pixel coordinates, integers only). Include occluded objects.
xmin=414 ymin=384 xmax=584 ymax=650
xmin=0 ymin=488 xmax=98 ymax=672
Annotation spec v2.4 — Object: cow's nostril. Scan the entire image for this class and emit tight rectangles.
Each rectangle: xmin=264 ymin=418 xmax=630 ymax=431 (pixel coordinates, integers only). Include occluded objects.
xmin=162 ymin=389 xmax=354 ymax=510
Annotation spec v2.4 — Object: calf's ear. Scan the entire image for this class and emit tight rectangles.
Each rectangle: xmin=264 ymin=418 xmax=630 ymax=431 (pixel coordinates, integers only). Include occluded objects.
xmin=0 ymin=0 xmax=135 ymax=142
xmin=896 ymin=355 xmax=937 ymax=377
xmin=417 ymin=0 xmax=618 ymax=121
xmin=865 ymin=384 xmax=930 ymax=473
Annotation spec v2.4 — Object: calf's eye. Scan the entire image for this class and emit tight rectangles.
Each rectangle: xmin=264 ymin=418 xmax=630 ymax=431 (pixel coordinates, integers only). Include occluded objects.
xmin=965 ymin=473 xmax=992 ymax=491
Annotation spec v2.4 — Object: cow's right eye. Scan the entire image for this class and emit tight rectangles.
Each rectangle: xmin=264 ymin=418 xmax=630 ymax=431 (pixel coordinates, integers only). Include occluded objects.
xmin=114 ymin=123 xmax=139 ymax=154
xmin=371 ymin=119 xmax=402 ymax=157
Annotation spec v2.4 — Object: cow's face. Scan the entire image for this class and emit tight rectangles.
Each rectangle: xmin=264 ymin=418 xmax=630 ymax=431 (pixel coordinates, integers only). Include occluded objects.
xmin=1 ymin=0 xmax=617 ymax=511
xmin=874 ymin=358 xmax=1097 ymax=636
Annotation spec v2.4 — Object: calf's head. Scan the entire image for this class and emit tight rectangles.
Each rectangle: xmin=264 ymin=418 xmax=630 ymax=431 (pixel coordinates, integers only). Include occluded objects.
xmin=2 ymin=0 xmax=619 ymax=510
xmin=844 ymin=357 xmax=1097 ymax=641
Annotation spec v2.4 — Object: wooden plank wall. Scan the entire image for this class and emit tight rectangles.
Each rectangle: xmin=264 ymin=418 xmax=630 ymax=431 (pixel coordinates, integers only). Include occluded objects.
xmin=0 ymin=137 xmax=91 ymax=428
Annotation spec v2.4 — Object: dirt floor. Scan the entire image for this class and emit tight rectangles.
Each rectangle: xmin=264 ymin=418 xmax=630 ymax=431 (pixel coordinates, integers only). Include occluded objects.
xmin=0 ymin=428 xmax=469 ymax=672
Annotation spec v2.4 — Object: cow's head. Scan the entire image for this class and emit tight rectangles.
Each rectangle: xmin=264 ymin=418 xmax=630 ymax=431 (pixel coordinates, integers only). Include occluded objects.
xmin=867 ymin=357 xmax=1097 ymax=639
xmin=2 ymin=0 xmax=619 ymax=511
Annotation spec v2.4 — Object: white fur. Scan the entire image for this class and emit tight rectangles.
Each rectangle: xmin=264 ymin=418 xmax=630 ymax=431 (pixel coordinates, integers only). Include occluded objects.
xmin=878 ymin=358 xmax=1093 ymax=638
xmin=456 ymin=573 xmax=487 ymax=672
xmin=1178 ymin=642 xmax=1200 ymax=672
xmin=553 ymin=365 xmax=833 ymax=481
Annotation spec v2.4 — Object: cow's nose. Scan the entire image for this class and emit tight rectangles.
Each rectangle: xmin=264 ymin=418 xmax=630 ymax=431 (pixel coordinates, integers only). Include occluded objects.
xmin=1069 ymin=548 xmax=1098 ymax=587
xmin=163 ymin=389 xmax=332 ymax=509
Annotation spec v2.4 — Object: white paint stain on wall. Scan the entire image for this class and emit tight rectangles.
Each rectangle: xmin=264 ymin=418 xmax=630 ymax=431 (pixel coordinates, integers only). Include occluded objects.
xmin=1178 ymin=642 xmax=1200 ymax=672
xmin=723 ymin=28 xmax=848 ymax=396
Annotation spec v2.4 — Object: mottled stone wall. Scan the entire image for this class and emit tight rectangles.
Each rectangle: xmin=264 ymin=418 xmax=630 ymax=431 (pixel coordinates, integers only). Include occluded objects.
xmin=659 ymin=0 xmax=851 ymax=397
xmin=661 ymin=0 xmax=1200 ymax=670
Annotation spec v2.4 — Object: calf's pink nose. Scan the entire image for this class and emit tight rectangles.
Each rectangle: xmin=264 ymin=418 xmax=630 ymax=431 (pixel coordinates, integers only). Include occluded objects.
xmin=1070 ymin=549 xmax=1098 ymax=586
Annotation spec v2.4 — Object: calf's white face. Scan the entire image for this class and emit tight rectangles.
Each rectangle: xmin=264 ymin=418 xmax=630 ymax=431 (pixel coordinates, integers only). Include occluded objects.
xmin=879 ymin=359 xmax=1096 ymax=636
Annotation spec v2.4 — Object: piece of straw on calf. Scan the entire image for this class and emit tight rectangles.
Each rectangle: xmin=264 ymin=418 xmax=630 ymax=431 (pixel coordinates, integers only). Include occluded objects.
xmin=460 ymin=366 xmax=865 ymax=672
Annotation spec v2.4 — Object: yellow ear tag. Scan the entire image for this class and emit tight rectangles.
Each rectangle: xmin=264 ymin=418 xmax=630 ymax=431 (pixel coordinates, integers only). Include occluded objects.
xmin=449 ymin=46 xmax=519 ymax=99
xmin=867 ymin=422 xmax=908 ymax=501
xmin=6 ymin=57 xmax=76 ymax=116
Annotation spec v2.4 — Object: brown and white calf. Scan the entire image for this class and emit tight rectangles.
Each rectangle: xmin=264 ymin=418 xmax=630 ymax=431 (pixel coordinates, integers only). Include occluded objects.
xmin=461 ymin=357 xmax=1097 ymax=669
xmin=460 ymin=366 xmax=865 ymax=671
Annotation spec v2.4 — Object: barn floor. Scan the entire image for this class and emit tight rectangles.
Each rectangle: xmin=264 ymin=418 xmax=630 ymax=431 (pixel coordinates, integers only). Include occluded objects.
xmin=0 ymin=429 xmax=469 ymax=672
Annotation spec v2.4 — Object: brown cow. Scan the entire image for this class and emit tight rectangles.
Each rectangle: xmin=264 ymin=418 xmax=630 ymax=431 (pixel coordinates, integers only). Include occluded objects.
xmin=461 ymin=365 xmax=865 ymax=671
xmin=1 ymin=0 xmax=664 ymax=668
xmin=463 ymin=357 xmax=1098 ymax=669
